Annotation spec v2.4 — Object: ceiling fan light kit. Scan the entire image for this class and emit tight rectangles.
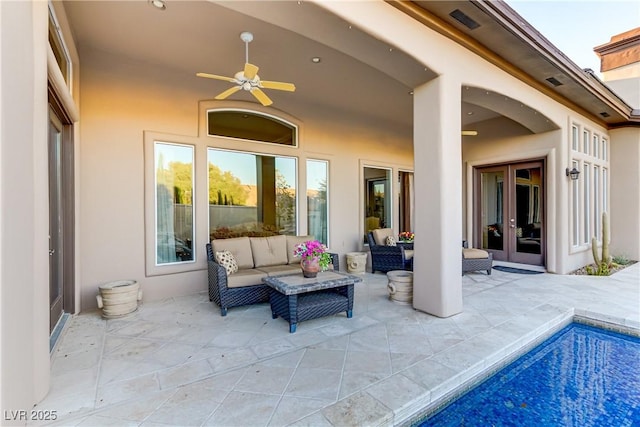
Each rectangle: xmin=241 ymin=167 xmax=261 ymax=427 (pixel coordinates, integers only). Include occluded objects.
xmin=197 ymin=31 xmax=295 ymax=106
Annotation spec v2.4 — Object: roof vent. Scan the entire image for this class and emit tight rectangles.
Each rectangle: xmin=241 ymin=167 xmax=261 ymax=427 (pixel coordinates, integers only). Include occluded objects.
xmin=449 ymin=9 xmax=480 ymax=30
xmin=600 ymin=111 xmax=611 ymax=118
xmin=546 ymin=77 xmax=563 ymax=87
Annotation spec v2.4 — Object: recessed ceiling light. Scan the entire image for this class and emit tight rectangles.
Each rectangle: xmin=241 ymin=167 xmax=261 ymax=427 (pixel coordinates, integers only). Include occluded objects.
xmin=311 ymin=57 xmax=321 ymax=63
xmin=467 ymin=111 xmax=474 ymax=115
xmin=149 ymin=0 xmax=166 ymax=10
xmin=461 ymin=130 xmax=478 ymax=136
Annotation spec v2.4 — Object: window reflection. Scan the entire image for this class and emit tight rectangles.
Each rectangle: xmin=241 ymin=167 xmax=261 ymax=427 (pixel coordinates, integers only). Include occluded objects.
xmin=364 ymin=167 xmax=391 ymax=242
xmin=155 ymin=142 xmax=194 ymax=264
xmin=307 ymin=160 xmax=328 ymax=245
xmin=481 ymin=171 xmax=504 ymax=251
xmin=208 ymin=149 xmax=297 ymax=238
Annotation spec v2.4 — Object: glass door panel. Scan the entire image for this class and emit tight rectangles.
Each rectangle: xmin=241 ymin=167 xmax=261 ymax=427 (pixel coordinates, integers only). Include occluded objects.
xmin=364 ymin=167 xmax=391 ymax=242
xmin=511 ymin=165 xmax=543 ymax=264
xmin=480 ymin=170 xmax=505 ymax=252
xmin=49 ymin=109 xmax=64 ymax=332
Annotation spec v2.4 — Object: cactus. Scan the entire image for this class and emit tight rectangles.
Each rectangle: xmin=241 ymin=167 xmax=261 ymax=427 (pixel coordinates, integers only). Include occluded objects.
xmin=591 ymin=211 xmax=611 ymax=269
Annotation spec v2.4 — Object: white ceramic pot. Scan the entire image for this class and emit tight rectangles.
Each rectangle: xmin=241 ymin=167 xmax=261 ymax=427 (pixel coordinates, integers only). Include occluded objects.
xmin=96 ymin=280 xmax=142 ymax=318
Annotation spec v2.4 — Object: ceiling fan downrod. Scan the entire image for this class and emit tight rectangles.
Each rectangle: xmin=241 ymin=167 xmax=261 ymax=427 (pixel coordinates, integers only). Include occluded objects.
xmin=240 ymin=31 xmax=253 ymax=64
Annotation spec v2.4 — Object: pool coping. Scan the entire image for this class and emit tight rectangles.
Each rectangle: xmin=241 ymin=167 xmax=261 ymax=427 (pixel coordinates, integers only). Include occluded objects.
xmin=395 ymin=309 xmax=640 ymax=427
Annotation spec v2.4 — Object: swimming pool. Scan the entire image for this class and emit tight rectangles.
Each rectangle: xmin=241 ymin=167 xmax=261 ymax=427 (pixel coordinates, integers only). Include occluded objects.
xmin=418 ymin=323 xmax=640 ymax=426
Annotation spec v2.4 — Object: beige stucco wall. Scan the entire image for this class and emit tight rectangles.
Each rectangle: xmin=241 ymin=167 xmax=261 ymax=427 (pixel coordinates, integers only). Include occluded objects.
xmin=609 ymin=127 xmax=640 ymax=260
xmin=0 ymin=0 xmax=51 ymax=420
xmin=77 ymin=49 xmax=414 ymax=310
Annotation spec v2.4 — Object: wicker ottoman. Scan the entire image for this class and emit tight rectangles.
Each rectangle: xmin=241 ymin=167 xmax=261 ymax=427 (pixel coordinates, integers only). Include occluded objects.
xmin=462 ymin=248 xmax=493 ymax=275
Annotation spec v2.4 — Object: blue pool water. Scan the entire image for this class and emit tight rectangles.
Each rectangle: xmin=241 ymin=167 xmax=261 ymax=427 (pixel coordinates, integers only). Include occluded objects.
xmin=418 ymin=323 xmax=640 ymax=427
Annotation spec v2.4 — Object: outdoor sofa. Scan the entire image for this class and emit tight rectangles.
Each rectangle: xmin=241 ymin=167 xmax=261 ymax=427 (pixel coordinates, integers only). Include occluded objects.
xmin=206 ymin=235 xmax=339 ymax=316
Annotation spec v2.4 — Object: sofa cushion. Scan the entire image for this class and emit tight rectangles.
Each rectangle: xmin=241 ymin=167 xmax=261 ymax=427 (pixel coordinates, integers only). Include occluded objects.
xmin=226 ymin=269 xmax=268 ymax=288
xmin=386 ymin=235 xmax=397 ymax=246
xmin=256 ymin=264 xmax=300 ymax=276
xmin=286 ymin=235 xmax=314 ymax=264
xmin=211 ymin=237 xmax=254 ymax=269
xmin=462 ymin=248 xmax=490 ymax=259
xmin=372 ymin=228 xmax=394 ymax=245
xmin=250 ymin=235 xmax=288 ymax=267
xmin=215 ymin=250 xmax=238 ymax=275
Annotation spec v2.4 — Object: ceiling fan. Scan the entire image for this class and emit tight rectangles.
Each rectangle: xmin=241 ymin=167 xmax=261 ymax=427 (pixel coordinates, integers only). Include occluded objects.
xmin=197 ymin=32 xmax=296 ymax=106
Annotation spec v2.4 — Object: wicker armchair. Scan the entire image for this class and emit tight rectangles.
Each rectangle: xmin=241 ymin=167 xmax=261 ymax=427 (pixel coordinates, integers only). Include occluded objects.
xmin=206 ymin=243 xmax=340 ymax=316
xmin=367 ymin=232 xmax=413 ymax=273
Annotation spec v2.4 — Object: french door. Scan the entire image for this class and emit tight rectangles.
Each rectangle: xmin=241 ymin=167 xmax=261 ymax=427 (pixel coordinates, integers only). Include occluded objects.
xmin=475 ymin=161 xmax=545 ymax=266
xmin=48 ymin=98 xmax=75 ymax=333
xmin=49 ymin=108 xmax=64 ymax=331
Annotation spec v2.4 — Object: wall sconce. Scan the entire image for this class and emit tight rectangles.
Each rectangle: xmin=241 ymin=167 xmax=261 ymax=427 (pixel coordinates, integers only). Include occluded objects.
xmin=566 ymin=167 xmax=580 ymax=180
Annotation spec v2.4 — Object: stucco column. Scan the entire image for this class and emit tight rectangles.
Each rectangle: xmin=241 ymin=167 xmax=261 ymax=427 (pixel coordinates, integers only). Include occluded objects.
xmin=412 ymin=76 xmax=463 ymax=317
xmin=0 ymin=0 xmax=51 ymax=419
xmin=609 ymin=128 xmax=640 ymax=260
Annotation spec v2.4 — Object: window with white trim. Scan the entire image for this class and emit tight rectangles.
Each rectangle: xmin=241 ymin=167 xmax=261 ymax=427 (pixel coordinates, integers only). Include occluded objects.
xmin=154 ymin=142 xmax=194 ymax=264
xmin=569 ymin=123 xmax=609 ymax=249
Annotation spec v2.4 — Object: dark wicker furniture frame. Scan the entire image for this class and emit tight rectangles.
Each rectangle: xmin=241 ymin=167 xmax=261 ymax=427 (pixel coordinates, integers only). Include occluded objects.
xmin=462 ymin=252 xmax=493 ymax=275
xmin=262 ymin=272 xmax=360 ymax=333
xmin=206 ymin=243 xmax=339 ymax=316
xmin=367 ymin=232 xmax=413 ymax=273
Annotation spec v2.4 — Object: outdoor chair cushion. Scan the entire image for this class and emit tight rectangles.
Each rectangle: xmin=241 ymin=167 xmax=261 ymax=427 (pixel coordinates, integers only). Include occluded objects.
xmin=215 ymin=250 xmax=238 ymax=275
xmin=250 ymin=235 xmax=287 ymax=267
xmin=211 ymin=236 xmax=254 ymax=269
xmin=386 ymin=235 xmax=397 ymax=246
xmin=372 ymin=228 xmax=394 ymax=245
xmin=462 ymin=248 xmax=490 ymax=259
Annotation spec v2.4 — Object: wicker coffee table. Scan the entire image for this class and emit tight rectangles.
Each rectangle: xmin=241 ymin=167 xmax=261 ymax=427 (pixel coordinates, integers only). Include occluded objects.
xmin=262 ymin=271 xmax=362 ymax=333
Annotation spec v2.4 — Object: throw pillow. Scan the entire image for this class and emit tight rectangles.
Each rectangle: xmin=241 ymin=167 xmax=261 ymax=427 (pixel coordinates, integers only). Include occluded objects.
xmin=215 ymin=250 xmax=238 ymax=275
xmin=386 ymin=235 xmax=397 ymax=246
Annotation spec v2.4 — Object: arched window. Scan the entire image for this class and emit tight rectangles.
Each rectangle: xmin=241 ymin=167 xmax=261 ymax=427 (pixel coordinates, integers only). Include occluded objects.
xmin=207 ymin=109 xmax=297 ymax=147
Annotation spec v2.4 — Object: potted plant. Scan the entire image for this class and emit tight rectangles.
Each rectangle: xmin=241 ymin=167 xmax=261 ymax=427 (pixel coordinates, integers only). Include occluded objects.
xmin=399 ymin=231 xmax=415 ymax=243
xmin=294 ymin=240 xmax=332 ymax=278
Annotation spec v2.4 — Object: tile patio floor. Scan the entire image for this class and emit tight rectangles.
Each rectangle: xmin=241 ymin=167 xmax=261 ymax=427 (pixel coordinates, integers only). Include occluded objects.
xmin=34 ymin=264 xmax=639 ymax=426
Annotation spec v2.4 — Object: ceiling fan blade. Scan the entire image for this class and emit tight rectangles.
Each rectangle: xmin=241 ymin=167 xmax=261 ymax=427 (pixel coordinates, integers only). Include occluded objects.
xmin=196 ymin=72 xmax=236 ymax=83
xmin=215 ymin=86 xmax=242 ymax=100
xmin=260 ymin=81 xmax=296 ymax=92
xmin=250 ymin=88 xmax=273 ymax=106
xmin=244 ymin=63 xmax=259 ymax=80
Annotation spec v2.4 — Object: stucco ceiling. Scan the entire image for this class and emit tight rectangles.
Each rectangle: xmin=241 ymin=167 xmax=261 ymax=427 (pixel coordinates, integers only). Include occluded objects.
xmin=62 ymin=0 xmax=583 ymax=135
xmin=61 ymin=0 xmax=518 ymax=132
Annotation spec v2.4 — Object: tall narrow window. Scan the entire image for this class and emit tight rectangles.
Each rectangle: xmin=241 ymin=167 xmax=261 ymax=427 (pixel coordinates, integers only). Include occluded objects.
xmin=571 ymin=125 xmax=578 ymax=151
xmin=593 ymin=135 xmax=600 ymax=159
xmin=603 ymin=168 xmax=608 ymax=213
xmin=583 ymin=163 xmax=590 ymax=244
xmin=602 ymin=139 xmax=608 ymax=161
xmin=583 ymin=130 xmax=590 ymax=154
xmin=571 ymin=160 xmax=579 ymax=246
xmin=594 ymin=166 xmax=600 ymax=241
xmin=208 ymin=149 xmax=297 ymax=238
xmin=155 ymin=142 xmax=194 ymax=264
xmin=307 ymin=160 xmax=328 ymax=245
